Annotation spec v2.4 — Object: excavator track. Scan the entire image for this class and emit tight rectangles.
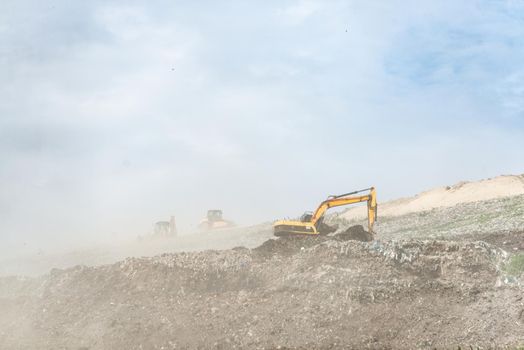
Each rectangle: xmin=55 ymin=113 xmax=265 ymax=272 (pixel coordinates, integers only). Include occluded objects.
xmin=273 ymin=224 xmax=318 ymax=237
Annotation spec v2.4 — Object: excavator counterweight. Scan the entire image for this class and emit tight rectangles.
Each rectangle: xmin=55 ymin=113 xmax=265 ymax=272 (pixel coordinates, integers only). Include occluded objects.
xmin=273 ymin=187 xmax=377 ymax=236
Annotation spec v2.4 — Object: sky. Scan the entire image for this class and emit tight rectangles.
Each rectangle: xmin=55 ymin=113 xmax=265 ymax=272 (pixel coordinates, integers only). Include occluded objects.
xmin=1 ymin=0 xmax=523 ymax=254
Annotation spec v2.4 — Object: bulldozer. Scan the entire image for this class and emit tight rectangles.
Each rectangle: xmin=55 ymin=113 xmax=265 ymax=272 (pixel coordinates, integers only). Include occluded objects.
xmin=273 ymin=187 xmax=377 ymax=236
xmin=198 ymin=209 xmax=235 ymax=230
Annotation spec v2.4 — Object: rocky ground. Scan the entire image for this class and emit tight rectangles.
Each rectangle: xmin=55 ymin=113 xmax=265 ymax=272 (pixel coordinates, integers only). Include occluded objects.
xmin=1 ymin=195 xmax=524 ymax=349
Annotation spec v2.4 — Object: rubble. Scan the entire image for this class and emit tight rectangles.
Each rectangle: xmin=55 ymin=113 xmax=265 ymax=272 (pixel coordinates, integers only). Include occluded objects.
xmin=1 ymin=235 xmax=523 ymax=349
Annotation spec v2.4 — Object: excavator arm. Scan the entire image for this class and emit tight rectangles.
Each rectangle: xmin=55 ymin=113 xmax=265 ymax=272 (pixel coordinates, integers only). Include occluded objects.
xmin=273 ymin=187 xmax=377 ymax=236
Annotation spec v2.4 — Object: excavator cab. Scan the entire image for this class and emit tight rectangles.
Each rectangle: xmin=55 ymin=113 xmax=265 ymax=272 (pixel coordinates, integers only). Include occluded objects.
xmin=300 ymin=212 xmax=314 ymax=222
xmin=273 ymin=187 xmax=377 ymax=236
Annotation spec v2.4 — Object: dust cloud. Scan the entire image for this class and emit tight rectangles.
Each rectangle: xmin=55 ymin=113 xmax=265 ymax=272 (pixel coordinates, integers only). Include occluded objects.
xmin=2 ymin=1 xmax=524 ymax=348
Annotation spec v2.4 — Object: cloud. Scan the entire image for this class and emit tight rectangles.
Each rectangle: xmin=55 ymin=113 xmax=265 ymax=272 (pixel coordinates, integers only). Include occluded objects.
xmin=276 ymin=0 xmax=322 ymax=25
xmin=0 ymin=0 xmax=523 ymax=255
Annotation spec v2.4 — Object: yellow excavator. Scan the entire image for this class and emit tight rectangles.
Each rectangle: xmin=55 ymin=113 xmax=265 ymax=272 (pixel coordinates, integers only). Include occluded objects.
xmin=273 ymin=187 xmax=377 ymax=236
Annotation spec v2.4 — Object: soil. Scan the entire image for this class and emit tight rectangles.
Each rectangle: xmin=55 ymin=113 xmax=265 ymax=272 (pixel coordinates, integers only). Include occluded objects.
xmin=1 ymin=234 xmax=523 ymax=349
xmin=335 ymin=225 xmax=374 ymax=242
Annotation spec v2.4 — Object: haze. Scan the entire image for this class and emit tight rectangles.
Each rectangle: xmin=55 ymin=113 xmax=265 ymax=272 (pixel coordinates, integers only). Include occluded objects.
xmin=1 ymin=0 xmax=523 ymax=256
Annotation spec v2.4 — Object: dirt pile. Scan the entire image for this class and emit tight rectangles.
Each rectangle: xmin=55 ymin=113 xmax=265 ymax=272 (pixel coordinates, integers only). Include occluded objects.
xmin=1 ymin=235 xmax=523 ymax=349
xmin=335 ymin=224 xmax=373 ymax=242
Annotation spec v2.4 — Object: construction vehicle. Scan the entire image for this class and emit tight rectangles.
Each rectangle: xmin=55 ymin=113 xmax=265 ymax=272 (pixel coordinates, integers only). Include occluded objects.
xmin=273 ymin=187 xmax=377 ymax=236
xmin=198 ymin=209 xmax=235 ymax=230
xmin=152 ymin=216 xmax=177 ymax=238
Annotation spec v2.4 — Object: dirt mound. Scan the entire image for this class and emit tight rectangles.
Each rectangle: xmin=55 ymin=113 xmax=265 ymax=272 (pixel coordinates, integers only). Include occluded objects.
xmin=1 ymin=236 xmax=522 ymax=349
xmin=335 ymin=225 xmax=373 ymax=242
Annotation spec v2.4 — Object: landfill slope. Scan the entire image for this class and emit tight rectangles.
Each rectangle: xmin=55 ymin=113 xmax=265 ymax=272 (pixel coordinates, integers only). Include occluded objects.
xmin=341 ymin=174 xmax=524 ymax=220
xmin=1 ymin=235 xmax=523 ymax=349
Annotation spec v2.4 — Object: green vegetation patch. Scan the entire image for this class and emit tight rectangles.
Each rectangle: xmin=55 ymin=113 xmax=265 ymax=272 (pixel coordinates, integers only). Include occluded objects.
xmin=504 ymin=253 xmax=524 ymax=277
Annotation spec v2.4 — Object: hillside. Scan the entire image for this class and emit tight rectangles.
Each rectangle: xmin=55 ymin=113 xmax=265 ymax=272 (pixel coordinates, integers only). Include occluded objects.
xmin=1 ymin=175 xmax=524 ymax=349
xmin=341 ymin=174 xmax=524 ymax=220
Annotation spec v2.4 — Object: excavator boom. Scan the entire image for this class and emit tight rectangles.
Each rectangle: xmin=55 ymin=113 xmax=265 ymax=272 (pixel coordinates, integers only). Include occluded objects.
xmin=273 ymin=187 xmax=377 ymax=236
